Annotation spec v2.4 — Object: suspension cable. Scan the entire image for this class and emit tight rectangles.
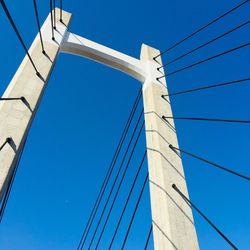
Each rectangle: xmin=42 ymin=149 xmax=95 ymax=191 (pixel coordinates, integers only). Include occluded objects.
xmin=162 ymin=77 xmax=250 ymax=97
xmin=33 ymin=0 xmax=45 ymax=54
xmin=169 ymin=145 xmax=250 ymax=181
xmin=49 ymin=0 xmax=55 ymax=40
xmin=0 ymin=137 xmax=27 ymax=223
xmin=60 ymin=0 xmax=63 ymax=22
xmin=157 ymin=42 xmax=250 ymax=80
xmin=0 ymin=0 xmax=40 ymax=76
xmin=82 ymin=110 xmax=143 ymax=249
xmin=121 ymin=173 xmax=148 ymax=249
xmin=159 ymin=20 xmax=250 ymax=69
xmin=77 ymin=90 xmax=142 ymax=249
xmin=172 ymin=184 xmax=238 ymax=249
xmin=108 ymin=151 xmax=147 ymax=249
xmin=0 ymin=138 xmax=12 ymax=152
xmin=78 ymin=90 xmax=142 ymax=249
xmin=90 ymin=120 xmax=145 ymax=249
xmin=144 ymin=225 xmax=153 ymax=250
xmin=162 ymin=115 xmax=250 ymax=124
xmin=53 ymin=0 xmax=57 ymax=29
xmin=154 ymin=0 xmax=250 ymax=59
xmin=0 ymin=97 xmax=26 ymax=102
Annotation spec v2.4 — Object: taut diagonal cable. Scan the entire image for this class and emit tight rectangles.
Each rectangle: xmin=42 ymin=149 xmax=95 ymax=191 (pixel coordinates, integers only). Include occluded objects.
xmin=59 ymin=0 xmax=63 ymax=22
xmin=91 ymin=120 xmax=145 ymax=249
xmin=0 ymin=137 xmax=27 ymax=222
xmin=0 ymin=97 xmax=26 ymax=102
xmin=172 ymin=184 xmax=238 ymax=249
xmin=169 ymin=145 xmax=250 ymax=181
xmin=162 ymin=77 xmax=250 ymax=97
xmin=144 ymin=225 xmax=153 ymax=250
xmin=162 ymin=115 xmax=250 ymax=124
xmin=77 ymin=90 xmax=142 ymax=250
xmin=157 ymin=42 xmax=250 ymax=80
xmin=154 ymin=0 xmax=250 ymax=59
xmin=82 ymin=110 xmax=143 ymax=249
xmin=121 ymin=173 xmax=148 ymax=249
xmin=108 ymin=151 xmax=147 ymax=249
xmin=0 ymin=0 xmax=40 ymax=76
xmin=158 ymin=20 xmax=250 ymax=68
xmin=0 ymin=138 xmax=12 ymax=152
xmin=49 ymin=0 xmax=55 ymax=40
xmin=33 ymin=0 xmax=45 ymax=54
xmin=53 ymin=0 xmax=57 ymax=29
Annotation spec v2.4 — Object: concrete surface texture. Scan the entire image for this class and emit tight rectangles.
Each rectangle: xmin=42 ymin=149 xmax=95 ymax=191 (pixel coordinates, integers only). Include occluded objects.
xmin=141 ymin=44 xmax=199 ymax=249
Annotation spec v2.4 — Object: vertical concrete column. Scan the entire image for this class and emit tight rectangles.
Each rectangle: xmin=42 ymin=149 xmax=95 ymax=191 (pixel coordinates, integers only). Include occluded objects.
xmin=0 ymin=9 xmax=72 ymax=201
xmin=141 ymin=44 xmax=199 ymax=250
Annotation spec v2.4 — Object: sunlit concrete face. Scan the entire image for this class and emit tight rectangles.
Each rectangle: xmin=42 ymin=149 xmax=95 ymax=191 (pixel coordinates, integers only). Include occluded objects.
xmin=0 ymin=9 xmax=72 ymax=200
xmin=60 ymin=32 xmax=146 ymax=82
xmin=141 ymin=45 xmax=199 ymax=249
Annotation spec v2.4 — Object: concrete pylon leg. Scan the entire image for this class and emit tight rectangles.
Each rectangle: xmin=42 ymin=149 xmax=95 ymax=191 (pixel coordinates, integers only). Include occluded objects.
xmin=141 ymin=44 xmax=199 ymax=250
xmin=0 ymin=9 xmax=72 ymax=201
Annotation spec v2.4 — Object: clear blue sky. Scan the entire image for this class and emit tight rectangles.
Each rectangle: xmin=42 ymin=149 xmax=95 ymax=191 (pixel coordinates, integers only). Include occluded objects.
xmin=0 ymin=0 xmax=249 ymax=249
